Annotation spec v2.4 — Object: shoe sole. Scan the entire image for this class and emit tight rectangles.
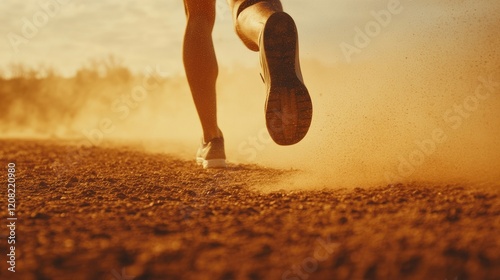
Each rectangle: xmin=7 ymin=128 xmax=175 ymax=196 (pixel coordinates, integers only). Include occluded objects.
xmin=196 ymin=158 xmax=227 ymax=169
xmin=262 ymin=12 xmax=313 ymax=146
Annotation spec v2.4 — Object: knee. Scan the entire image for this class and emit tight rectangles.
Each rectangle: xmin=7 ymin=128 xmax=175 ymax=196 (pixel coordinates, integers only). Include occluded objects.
xmin=233 ymin=0 xmax=283 ymax=19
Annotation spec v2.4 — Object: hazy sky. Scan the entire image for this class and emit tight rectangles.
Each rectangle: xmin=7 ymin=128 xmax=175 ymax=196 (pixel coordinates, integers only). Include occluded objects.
xmin=1 ymin=0 xmax=499 ymax=76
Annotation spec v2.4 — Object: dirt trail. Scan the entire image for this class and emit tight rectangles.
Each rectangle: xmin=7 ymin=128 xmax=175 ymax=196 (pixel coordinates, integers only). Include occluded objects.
xmin=0 ymin=139 xmax=498 ymax=280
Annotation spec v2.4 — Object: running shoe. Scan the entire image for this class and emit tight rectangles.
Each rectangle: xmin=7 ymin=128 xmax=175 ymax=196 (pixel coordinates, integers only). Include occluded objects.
xmin=196 ymin=137 xmax=227 ymax=169
xmin=260 ymin=12 xmax=313 ymax=146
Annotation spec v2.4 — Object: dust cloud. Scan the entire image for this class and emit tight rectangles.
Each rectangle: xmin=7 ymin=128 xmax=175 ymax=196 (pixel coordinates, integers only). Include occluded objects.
xmin=1 ymin=3 xmax=499 ymax=191
xmin=250 ymin=3 xmax=500 ymax=190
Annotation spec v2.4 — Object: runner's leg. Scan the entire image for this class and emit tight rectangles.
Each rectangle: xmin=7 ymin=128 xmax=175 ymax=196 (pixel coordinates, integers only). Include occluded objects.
xmin=183 ymin=0 xmax=222 ymax=142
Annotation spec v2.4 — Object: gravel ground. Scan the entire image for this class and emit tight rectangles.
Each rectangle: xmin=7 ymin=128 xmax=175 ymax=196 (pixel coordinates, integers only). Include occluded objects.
xmin=0 ymin=139 xmax=498 ymax=280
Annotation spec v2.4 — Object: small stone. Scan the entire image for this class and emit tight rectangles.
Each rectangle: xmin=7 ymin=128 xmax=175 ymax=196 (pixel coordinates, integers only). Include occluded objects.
xmin=31 ymin=212 xmax=50 ymax=220
xmin=154 ymin=224 xmax=173 ymax=235
xmin=65 ymin=177 xmax=79 ymax=188
xmin=116 ymin=193 xmax=127 ymax=199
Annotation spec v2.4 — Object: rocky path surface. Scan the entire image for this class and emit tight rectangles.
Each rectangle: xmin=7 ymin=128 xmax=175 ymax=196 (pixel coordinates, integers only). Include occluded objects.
xmin=0 ymin=139 xmax=498 ymax=280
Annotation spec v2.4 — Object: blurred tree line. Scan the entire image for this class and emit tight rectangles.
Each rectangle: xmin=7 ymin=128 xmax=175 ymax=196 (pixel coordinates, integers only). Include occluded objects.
xmin=0 ymin=55 xmax=142 ymax=136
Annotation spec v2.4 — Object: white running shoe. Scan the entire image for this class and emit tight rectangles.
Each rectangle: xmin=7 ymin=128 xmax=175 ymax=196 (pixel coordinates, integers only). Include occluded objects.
xmin=196 ymin=137 xmax=227 ymax=169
